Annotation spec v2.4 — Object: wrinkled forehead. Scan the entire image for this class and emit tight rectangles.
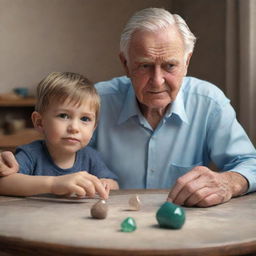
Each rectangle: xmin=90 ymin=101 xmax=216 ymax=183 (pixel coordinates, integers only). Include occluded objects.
xmin=128 ymin=26 xmax=185 ymax=61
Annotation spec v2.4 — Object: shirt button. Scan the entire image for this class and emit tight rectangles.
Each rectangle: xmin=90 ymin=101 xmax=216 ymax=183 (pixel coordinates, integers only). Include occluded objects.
xmin=150 ymin=169 xmax=155 ymax=173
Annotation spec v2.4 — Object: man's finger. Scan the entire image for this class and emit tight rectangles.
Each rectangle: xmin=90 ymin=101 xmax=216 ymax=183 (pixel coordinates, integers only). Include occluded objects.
xmin=1 ymin=151 xmax=19 ymax=169
xmin=171 ymin=178 xmax=205 ymax=205
xmin=167 ymin=167 xmax=203 ymax=202
xmin=184 ymin=187 xmax=217 ymax=206
xmin=196 ymin=193 xmax=222 ymax=207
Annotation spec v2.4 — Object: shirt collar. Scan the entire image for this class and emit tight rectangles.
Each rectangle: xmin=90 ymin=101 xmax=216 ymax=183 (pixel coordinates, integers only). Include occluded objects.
xmin=165 ymin=86 xmax=189 ymax=124
xmin=117 ymin=85 xmax=139 ymax=125
xmin=117 ymin=81 xmax=189 ymax=125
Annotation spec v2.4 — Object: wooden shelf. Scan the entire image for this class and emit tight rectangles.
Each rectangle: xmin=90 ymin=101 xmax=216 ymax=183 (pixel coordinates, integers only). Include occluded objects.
xmin=0 ymin=97 xmax=36 ymax=107
xmin=0 ymin=128 xmax=42 ymax=152
xmin=0 ymin=97 xmax=38 ymax=152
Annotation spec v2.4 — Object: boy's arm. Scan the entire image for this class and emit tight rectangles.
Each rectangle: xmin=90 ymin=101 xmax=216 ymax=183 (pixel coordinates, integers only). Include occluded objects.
xmin=0 ymin=173 xmax=53 ymax=196
xmin=0 ymin=172 xmax=109 ymax=199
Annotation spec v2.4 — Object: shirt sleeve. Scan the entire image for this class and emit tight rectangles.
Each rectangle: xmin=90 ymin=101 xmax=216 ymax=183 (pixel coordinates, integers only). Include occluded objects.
xmin=207 ymin=101 xmax=256 ymax=193
xmin=87 ymin=148 xmax=119 ymax=181
xmin=15 ymin=146 xmax=35 ymax=175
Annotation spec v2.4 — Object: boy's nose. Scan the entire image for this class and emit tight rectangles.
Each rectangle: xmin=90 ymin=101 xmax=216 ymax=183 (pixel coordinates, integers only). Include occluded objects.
xmin=67 ymin=121 xmax=79 ymax=133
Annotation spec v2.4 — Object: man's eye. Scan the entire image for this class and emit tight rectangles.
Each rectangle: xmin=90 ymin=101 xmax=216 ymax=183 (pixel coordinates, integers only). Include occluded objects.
xmin=142 ymin=64 xmax=150 ymax=68
xmin=137 ymin=64 xmax=153 ymax=74
xmin=58 ymin=113 xmax=69 ymax=119
xmin=140 ymin=63 xmax=152 ymax=70
xmin=163 ymin=63 xmax=174 ymax=72
xmin=81 ymin=116 xmax=90 ymax=122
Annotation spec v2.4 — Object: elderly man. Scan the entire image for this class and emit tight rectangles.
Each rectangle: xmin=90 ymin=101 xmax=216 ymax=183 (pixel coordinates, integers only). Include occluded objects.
xmin=1 ymin=8 xmax=256 ymax=207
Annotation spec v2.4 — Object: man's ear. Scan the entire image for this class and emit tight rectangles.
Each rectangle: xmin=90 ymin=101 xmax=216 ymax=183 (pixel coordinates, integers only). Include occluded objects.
xmin=31 ymin=111 xmax=44 ymax=133
xmin=184 ymin=52 xmax=193 ymax=76
xmin=119 ymin=52 xmax=130 ymax=77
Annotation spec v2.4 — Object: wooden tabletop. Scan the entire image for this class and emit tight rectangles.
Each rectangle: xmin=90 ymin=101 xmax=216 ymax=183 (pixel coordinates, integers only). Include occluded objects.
xmin=0 ymin=189 xmax=255 ymax=256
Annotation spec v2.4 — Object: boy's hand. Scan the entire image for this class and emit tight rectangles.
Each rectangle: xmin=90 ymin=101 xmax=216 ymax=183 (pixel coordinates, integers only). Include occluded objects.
xmin=100 ymin=178 xmax=119 ymax=190
xmin=0 ymin=151 xmax=19 ymax=176
xmin=50 ymin=172 xmax=109 ymax=199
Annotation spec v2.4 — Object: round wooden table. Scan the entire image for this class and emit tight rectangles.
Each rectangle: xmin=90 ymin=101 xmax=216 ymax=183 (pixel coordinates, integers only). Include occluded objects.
xmin=0 ymin=190 xmax=256 ymax=256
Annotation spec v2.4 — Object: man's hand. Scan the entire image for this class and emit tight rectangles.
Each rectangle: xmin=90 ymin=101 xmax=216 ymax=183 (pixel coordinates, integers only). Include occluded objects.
xmin=50 ymin=171 xmax=109 ymax=200
xmin=0 ymin=151 xmax=19 ymax=176
xmin=167 ymin=166 xmax=249 ymax=207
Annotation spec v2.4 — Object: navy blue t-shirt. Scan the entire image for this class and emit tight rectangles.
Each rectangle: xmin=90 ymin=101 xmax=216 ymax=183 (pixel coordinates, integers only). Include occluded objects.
xmin=15 ymin=140 xmax=118 ymax=180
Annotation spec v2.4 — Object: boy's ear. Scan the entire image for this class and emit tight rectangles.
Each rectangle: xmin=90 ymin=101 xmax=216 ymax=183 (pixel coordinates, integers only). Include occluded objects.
xmin=119 ymin=52 xmax=130 ymax=77
xmin=31 ymin=111 xmax=44 ymax=133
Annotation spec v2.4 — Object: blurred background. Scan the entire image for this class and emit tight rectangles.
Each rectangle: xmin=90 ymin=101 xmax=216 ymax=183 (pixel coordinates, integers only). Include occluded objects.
xmin=0 ymin=0 xmax=255 ymax=149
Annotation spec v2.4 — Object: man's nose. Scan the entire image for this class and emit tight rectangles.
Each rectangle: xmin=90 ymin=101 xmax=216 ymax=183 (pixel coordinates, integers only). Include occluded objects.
xmin=151 ymin=66 xmax=165 ymax=87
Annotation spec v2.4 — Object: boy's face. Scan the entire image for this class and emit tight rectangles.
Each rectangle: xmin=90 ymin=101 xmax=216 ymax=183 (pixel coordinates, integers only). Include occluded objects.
xmin=36 ymin=99 xmax=96 ymax=156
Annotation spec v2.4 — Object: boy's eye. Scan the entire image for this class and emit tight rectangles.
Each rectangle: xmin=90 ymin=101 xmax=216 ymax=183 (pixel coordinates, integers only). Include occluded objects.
xmin=58 ymin=113 xmax=69 ymax=119
xmin=81 ymin=116 xmax=91 ymax=122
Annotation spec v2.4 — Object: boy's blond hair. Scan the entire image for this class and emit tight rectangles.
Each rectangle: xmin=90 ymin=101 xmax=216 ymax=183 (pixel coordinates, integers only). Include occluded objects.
xmin=35 ymin=72 xmax=100 ymax=121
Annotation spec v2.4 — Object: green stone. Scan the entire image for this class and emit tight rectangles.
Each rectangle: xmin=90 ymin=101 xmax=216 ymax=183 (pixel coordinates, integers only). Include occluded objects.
xmin=121 ymin=217 xmax=137 ymax=232
xmin=156 ymin=202 xmax=185 ymax=229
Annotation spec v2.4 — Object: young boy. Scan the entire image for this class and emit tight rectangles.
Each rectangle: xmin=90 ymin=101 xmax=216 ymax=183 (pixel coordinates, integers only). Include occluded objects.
xmin=0 ymin=72 xmax=119 ymax=199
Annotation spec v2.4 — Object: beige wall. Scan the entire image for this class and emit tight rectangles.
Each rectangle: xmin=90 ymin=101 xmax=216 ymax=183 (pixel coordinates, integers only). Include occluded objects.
xmin=172 ymin=0 xmax=226 ymax=92
xmin=1 ymin=0 xmax=255 ymax=142
xmin=0 ymin=0 xmax=171 ymax=95
xmin=0 ymin=0 xmax=228 ymax=95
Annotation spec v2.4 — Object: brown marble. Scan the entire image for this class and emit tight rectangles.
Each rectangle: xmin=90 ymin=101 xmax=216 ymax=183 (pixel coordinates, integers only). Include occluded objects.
xmin=90 ymin=199 xmax=108 ymax=219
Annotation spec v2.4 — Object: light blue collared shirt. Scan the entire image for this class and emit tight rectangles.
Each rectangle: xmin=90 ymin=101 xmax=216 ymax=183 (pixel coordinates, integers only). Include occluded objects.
xmin=91 ymin=76 xmax=256 ymax=192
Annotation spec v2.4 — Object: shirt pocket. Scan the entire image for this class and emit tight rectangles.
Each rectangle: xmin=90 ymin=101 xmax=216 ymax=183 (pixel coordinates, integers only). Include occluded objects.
xmin=168 ymin=161 xmax=203 ymax=187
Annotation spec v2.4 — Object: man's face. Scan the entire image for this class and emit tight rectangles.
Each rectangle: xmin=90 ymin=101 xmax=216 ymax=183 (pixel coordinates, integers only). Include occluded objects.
xmin=121 ymin=26 xmax=191 ymax=112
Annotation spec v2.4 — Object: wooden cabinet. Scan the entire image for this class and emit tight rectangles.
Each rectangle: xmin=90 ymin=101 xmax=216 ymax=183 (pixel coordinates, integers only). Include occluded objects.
xmin=0 ymin=98 xmax=42 ymax=152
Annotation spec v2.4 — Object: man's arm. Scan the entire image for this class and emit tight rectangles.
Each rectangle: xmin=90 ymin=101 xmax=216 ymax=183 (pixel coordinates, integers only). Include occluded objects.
xmin=0 ymin=151 xmax=19 ymax=176
xmin=171 ymin=89 xmax=255 ymax=207
xmin=0 ymin=172 xmax=109 ymax=199
xmin=167 ymin=166 xmax=248 ymax=207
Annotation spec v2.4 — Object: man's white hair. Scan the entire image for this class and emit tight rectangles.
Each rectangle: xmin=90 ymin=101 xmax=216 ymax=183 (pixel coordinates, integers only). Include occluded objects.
xmin=120 ymin=8 xmax=196 ymax=58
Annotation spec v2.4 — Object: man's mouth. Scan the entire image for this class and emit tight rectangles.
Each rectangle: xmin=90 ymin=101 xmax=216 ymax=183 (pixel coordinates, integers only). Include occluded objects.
xmin=148 ymin=90 xmax=167 ymax=94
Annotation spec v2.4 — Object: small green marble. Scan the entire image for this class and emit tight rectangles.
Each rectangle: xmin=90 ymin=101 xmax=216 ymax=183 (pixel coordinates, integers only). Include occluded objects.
xmin=156 ymin=202 xmax=185 ymax=229
xmin=121 ymin=217 xmax=137 ymax=232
